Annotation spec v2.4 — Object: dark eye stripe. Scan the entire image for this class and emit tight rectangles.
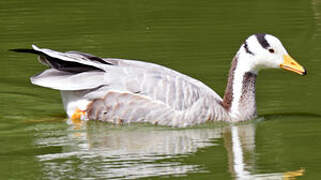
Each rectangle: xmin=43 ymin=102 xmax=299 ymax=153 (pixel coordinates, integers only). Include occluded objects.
xmin=255 ymin=33 xmax=270 ymax=49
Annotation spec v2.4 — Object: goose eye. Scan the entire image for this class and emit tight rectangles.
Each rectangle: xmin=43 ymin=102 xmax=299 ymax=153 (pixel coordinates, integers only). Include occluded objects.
xmin=268 ymin=48 xmax=275 ymax=53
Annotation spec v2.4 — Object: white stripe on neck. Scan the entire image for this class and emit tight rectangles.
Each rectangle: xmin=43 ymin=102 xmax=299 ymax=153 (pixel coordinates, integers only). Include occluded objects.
xmin=230 ymin=50 xmax=257 ymax=120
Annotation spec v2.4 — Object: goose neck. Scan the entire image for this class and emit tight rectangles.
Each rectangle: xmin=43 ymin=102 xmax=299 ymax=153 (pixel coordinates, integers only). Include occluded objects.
xmin=222 ymin=54 xmax=257 ymax=121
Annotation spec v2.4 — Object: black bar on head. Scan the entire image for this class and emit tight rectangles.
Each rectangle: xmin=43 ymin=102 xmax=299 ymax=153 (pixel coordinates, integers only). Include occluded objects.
xmin=243 ymin=41 xmax=254 ymax=55
xmin=255 ymin=33 xmax=270 ymax=49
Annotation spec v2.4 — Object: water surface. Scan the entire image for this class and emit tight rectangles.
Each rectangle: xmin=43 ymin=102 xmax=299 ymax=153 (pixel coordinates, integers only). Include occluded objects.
xmin=1 ymin=0 xmax=321 ymax=179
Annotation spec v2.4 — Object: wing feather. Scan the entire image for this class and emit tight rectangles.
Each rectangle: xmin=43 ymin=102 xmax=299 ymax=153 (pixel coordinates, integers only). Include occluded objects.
xmin=98 ymin=58 xmax=222 ymax=111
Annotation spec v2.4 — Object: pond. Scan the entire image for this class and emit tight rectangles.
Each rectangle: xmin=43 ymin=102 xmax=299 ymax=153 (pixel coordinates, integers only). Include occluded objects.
xmin=0 ymin=0 xmax=321 ymax=179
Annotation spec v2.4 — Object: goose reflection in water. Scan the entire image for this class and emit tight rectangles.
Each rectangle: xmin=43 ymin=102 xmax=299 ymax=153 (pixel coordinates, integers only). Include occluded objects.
xmin=36 ymin=122 xmax=304 ymax=179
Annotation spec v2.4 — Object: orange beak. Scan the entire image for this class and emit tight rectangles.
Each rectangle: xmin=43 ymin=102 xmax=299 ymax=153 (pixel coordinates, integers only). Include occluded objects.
xmin=280 ymin=55 xmax=306 ymax=75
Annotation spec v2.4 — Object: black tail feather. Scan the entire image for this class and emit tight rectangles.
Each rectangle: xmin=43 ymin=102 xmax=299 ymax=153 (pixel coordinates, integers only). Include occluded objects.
xmin=10 ymin=48 xmax=41 ymax=55
xmin=10 ymin=48 xmax=105 ymax=73
xmin=66 ymin=51 xmax=111 ymax=65
xmin=44 ymin=55 xmax=105 ymax=73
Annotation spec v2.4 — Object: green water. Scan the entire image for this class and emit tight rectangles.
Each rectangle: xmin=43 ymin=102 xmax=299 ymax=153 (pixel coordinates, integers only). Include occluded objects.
xmin=1 ymin=0 xmax=321 ymax=179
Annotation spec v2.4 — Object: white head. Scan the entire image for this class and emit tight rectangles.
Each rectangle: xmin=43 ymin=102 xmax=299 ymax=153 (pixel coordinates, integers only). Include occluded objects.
xmin=238 ymin=33 xmax=306 ymax=75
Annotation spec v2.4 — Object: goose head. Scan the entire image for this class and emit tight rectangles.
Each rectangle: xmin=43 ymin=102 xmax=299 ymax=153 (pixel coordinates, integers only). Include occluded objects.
xmin=238 ymin=33 xmax=306 ymax=75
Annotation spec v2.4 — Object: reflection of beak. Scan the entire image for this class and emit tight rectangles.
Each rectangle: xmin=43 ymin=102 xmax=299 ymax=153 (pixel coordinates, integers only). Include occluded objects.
xmin=280 ymin=55 xmax=306 ymax=75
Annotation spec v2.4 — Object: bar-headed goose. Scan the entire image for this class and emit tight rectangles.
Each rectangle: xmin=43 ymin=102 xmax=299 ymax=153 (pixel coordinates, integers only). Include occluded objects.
xmin=12 ymin=33 xmax=306 ymax=127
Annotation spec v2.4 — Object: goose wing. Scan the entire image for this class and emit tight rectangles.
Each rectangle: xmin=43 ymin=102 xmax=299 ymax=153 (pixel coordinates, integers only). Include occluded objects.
xmin=84 ymin=57 xmax=225 ymax=126
xmin=89 ymin=57 xmax=223 ymax=111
